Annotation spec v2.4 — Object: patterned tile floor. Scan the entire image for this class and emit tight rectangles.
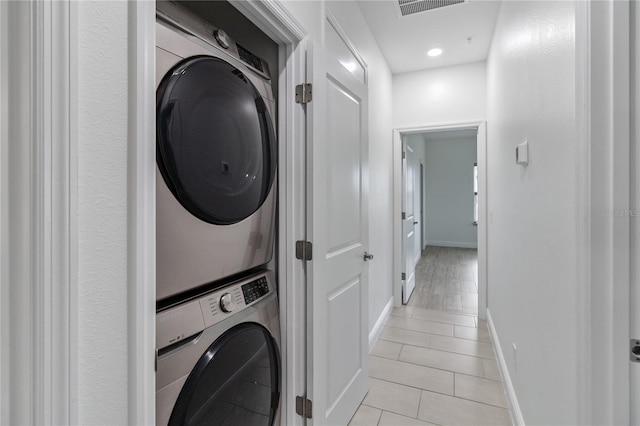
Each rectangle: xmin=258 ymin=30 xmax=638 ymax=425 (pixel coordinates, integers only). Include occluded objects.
xmin=349 ymin=247 xmax=512 ymax=425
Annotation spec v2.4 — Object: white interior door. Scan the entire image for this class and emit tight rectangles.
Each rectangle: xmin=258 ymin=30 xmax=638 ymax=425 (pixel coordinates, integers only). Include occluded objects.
xmin=402 ymin=142 xmax=416 ymax=304
xmin=413 ymin=159 xmax=422 ymax=265
xmin=306 ymin=42 xmax=369 ymax=426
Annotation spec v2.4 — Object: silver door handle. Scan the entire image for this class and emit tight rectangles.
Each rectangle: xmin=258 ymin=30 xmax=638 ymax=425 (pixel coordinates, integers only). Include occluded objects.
xmin=414 ymin=221 xmax=418 ymax=225
xmin=363 ymin=252 xmax=374 ymax=261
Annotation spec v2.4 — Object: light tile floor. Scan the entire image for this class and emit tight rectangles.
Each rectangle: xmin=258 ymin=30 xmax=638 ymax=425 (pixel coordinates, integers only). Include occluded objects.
xmin=349 ymin=305 xmax=512 ymax=426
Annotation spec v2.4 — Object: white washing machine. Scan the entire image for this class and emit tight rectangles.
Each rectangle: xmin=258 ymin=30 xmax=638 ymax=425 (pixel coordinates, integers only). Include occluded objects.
xmin=156 ymin=270 xmax=281 ymax=426
xmin=156 ymin=1 xmax=277 ymax=302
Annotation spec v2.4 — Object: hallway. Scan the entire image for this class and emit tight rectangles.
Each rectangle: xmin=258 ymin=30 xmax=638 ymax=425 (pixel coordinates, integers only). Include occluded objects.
xmin=349 ymin=247 xmax=511 ymax=425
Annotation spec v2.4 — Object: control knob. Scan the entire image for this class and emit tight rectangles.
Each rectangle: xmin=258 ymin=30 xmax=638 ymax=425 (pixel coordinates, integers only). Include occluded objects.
xmin=220 ymin=293 xmax=234 ymax=313
xmin=214 ymin=29 xmax=230 ymax=49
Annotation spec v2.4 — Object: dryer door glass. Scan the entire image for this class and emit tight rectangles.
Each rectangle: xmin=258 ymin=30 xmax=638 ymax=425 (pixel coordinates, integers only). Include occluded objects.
xmin=157 ymin=56 xmax=276 ymax=225
xmin=169 ymin=323 xmax=280 ymax=426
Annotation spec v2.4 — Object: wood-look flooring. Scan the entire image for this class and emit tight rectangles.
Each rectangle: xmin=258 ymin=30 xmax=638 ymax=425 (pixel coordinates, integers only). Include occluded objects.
xmin=408 ymin=246 xmax=478 ymax=315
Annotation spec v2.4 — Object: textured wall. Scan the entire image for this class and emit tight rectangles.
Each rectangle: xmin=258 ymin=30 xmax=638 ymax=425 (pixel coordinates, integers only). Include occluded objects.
xmin=77 ymin=2 xmax=129 ymax=423
xmin=486 ymin=1 xmax=578 ymax=424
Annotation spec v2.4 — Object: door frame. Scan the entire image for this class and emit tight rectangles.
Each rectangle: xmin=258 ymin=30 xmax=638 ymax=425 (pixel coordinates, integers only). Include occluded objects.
xmin=134 ymin=1 xmax=311 ymax=421
xmin=1 ymin=1 xmax=78 ymax=423
xmin=393 ymin=121 xmax=487 ymax=319
xmin=578 ymin=1 xmax=631 ymax=424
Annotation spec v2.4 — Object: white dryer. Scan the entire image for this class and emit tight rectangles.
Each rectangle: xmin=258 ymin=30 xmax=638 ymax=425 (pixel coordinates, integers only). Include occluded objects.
xmin=156 ymin=270 xmax=281 ymax=425
xmin=156 ymin=2 xmax=277 ymax=302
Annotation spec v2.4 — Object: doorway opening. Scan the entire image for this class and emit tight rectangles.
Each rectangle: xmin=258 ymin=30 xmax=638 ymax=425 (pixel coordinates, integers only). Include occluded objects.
xmin=393 ymin=122 xmax=487 ymax=320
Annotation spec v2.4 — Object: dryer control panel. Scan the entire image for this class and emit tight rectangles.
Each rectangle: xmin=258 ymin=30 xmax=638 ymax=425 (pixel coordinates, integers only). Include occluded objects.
xmin=156 ymin=1 xmax=271 ymax=81
xmin=156 ymin=271 xmax=275 ymax=351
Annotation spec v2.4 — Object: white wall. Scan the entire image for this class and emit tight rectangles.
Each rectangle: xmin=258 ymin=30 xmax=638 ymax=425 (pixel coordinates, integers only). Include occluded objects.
xmin=281 ymin=1 xmax=323 ymax=42
xmin=407 ymin=134 xmax=477 ymax=248
xmin=283 ymin=1 xmax=395 ymax=336
xmin=76 ymin=1 xmax=130 ymax=423
xmin=486 ymin=2 xmax=578 ymax=424
xmin=393 ymin=61 xmax=486 ymax=128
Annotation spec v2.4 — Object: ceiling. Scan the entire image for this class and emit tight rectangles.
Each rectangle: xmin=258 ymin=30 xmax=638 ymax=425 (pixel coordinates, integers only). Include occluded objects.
xmin=357 ymin=0 xmax=501 ymax=74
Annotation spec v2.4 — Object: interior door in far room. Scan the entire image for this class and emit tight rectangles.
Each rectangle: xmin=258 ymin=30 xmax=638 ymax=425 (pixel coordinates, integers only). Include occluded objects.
xmin=306 ymin=42 xmax=369 ymax=426
xmin=414 ymin=159 xmax=422 ymax=264
xmin=402 ymin=142 xmax=417 ymax=304
xmin=420 ymin=162 xmax=425 ymax=254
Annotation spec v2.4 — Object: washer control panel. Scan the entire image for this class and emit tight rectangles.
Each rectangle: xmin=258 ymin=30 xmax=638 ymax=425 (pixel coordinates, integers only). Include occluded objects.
xmin=219 ymin=293 xmax=234 ymax=313
xmin=242 ymin=275 xmax=270 ymax=304
xmin=157 ymin=271 xmax=275 ymax=350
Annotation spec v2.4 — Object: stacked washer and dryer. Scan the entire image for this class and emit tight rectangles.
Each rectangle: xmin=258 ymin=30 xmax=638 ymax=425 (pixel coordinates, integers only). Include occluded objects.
xmin=155 ymin=2 xmax=281 ymax=425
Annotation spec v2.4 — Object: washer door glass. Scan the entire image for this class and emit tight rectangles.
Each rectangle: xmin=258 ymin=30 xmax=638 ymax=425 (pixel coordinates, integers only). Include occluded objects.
xmin=157 ymin=56 xmax=276 ymax=225
xmin=169 ymin=323 xmax=280 ymax=426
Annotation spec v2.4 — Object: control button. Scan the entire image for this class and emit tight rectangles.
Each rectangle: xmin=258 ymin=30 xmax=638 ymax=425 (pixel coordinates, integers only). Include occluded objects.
xmin=214 ymin=29 xmax=230 ymax=49
xmin=220 ymin=293 xmax=234 ymax=313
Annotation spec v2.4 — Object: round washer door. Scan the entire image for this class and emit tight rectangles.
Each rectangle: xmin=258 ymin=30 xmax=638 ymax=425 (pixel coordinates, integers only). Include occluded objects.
xmin=157 ymin=56 xmax=276 ymax=225
xmin=168 ymin=323 xmax=280 ymax=426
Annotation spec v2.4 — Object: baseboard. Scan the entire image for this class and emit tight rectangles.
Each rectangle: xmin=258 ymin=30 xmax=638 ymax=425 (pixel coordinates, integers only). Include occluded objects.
xmin=486 ymin=309 xmax=525 ymax=425
xmin=369 ymin=297 xmax=393 ymax=352
xmin=425 ymin=240 xmax=478 ymax=249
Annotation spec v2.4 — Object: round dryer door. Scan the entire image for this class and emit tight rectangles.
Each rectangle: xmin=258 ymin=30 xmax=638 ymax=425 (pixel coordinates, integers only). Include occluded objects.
xmin=156 ymin=56 xmax=276 ymax=225
xmin=168 ymin=323 xmax=280 ymax=426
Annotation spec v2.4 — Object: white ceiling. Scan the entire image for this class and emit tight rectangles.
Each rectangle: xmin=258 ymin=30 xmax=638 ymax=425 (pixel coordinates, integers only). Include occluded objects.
xmin=357 ymin=0 xmax=501 ymax=74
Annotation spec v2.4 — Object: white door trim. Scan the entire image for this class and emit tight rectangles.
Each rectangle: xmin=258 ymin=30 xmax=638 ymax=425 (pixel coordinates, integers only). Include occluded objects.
xmin=392 ymin=121 xmax=487 ymax=320
xmin=127 ymin=2 xmax=157 ymax=425
xmin=574 ymin=2 xmax=591 ymax=424
xmin=1 ymin=1 xmax=77 ymax=423
xmin=583 ymin=1 xmax=631 ymax=424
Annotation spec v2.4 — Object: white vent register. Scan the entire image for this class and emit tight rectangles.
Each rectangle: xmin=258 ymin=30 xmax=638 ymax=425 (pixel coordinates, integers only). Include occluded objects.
xmin=397 ymin=0 xmax=468 ymax=16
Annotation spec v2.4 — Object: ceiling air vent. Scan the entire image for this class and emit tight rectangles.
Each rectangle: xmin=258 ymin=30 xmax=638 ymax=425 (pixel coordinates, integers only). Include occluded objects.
xmin=398 ymin=0 xmax=467 ymax=17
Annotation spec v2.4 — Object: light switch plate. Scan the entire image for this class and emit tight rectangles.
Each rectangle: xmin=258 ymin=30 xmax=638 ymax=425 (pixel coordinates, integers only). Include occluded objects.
xmin=516 ymin=141 xmax=528 ymax=166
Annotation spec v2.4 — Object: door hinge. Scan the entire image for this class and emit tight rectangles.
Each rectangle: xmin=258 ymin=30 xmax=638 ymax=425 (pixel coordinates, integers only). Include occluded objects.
xmin=401 ymin=211 xmax=406 ymax=220
xmin=295 ymin=83 xmax=313 ymax=104
xmin=295 ymin=240 xmax=313 ymax=261
xmin=401 ymin=272 xmax=406 ymax=281
xmin=296 ymin=396 xmax=313 ymax=419
xmin=631 ymin=339 xmax=640 ymax=362
xmin=402 ymin=151 xmax=406 ymax=159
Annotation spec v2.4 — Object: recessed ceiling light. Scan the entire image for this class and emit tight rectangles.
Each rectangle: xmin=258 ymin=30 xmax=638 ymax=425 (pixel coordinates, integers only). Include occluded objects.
xmin=427 ymin=48 xmax=443 ymax=57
